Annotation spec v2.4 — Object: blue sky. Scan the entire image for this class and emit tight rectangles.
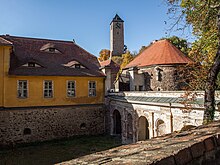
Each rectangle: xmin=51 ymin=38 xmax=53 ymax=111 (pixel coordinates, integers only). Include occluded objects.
xmin=0 ymin=0 xmax=192 ymax=56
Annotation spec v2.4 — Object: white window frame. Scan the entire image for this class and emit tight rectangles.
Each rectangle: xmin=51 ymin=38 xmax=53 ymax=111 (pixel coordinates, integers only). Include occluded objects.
xmin=67 ymin=80 xmax=76 ymax=97
xmin=43 ymin=80 xmax=53 ymax=98
xmin=88 ymin=81 xmax=96 ymax=97
xmin=17 ymin=80 xmax=28 ymax=98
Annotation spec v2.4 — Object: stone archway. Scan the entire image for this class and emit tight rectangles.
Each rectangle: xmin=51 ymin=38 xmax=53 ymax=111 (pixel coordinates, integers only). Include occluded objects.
xmin=127 ymin=113 xmax=133 ymax=140
xmin=113 ymin=110 xmax=122 ymax=134
xmin=138 ymin=116 xmax=149 ymax=141
xmin=156 ymin=119 xmax=166 ymax=136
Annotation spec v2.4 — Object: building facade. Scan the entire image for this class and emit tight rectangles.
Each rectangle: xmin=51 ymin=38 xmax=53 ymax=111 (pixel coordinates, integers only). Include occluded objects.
xmin=106 ymin=91 xmax=220 ymax=144
xmin=122 ymin=39 xmax=193 ymax=91
xmin=0 ymin=35 xmax=106 ymax=147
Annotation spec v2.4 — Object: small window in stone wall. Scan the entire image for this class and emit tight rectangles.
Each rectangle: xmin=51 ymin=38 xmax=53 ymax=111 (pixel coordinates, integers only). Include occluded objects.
xmin=80 ymin=123 xmax=86 ymax=130
xmin=156 ymin=68 xmax=162 ymax=81
xmin=23 ymin=128 xmax=31 ymax=135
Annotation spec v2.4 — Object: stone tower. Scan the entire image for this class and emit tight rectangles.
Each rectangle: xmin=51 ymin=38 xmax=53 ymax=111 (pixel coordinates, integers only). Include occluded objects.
xmin=110 ymin=14 xmax=124 ymax=57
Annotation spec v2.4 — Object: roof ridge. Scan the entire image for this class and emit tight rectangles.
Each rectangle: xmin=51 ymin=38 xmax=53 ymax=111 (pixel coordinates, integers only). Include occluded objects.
xmin=1 ymin=35 xmax=74 ymax=44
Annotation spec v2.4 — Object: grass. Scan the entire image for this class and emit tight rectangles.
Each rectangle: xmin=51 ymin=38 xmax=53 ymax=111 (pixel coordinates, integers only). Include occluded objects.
xmin=0 ymin=135 xmax=121 ymax=165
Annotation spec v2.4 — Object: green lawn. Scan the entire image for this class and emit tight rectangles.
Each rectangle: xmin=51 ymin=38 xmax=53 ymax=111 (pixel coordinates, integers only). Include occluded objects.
xmin=0 ymin=135 xmax=121 ymax=165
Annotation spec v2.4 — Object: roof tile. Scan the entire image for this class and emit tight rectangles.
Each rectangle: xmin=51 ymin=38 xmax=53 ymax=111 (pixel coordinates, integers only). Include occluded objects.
xmin=125 ymin=39 xmax=193 ymax=68
xmin=0 ymin=35 xmax=104 ymax=77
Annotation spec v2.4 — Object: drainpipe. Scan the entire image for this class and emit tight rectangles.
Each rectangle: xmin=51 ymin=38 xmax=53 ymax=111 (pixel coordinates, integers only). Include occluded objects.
xmin=170 ymin=103 xmax=173 ymax=133
xmin=152 ymin=112 xmax=154 ymax=138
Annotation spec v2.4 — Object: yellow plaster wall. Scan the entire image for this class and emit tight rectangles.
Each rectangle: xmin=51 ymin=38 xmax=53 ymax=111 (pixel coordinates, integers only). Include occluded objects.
xmin=4 ymin=76 xmax=105 ymax=107
xmin=0 ymin=46 xmax=11 ymax=107
xmin=0 ymin=45 xmax=105 ymax=108
xmin=0 ymin=47 xmax=4 ymax=106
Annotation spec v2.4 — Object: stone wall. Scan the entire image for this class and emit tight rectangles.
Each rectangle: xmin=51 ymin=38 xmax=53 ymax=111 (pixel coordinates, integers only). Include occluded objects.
xmin=107 ymin=91 xmax=220 ymax=144
xmin=0 ymin=104 xmax=105 ymax=147
xmin=142 ymin=65 xmax=178 ymax=91
xmin=127 ymin=65 xmax=188 ymax=91
xmin=60 ymin=121 xmax=220 ymax=165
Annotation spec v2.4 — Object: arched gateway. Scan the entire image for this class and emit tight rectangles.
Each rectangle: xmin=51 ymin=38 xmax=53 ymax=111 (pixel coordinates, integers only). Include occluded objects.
xmin=113 ymin=110 xmax=122 ymax=134
xmin=138 ymin=116 xmax=149 ymax=141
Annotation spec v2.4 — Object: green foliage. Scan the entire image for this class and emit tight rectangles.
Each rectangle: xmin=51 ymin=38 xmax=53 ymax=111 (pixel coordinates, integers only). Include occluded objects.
xmin=120 ymin=51 xmax=134 ymax=69
xmin=168 ymin=0 xmax=219 ymax=90
xmin=112 ymin=51 xmax=134 ymax=82
xmin=168 ymin=0 xmax=220 ymax=122
xmin=112 ymin=56 xmax=123 ymax=65
xmin=161 ymin=36 xmax=190 ymax=55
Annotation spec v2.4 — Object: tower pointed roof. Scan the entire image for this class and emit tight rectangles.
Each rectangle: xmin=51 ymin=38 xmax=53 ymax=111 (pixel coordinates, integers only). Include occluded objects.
xmin=125 ymin=39 xmax=193 ymax=68
xmin=111 ymin=14 xmax=124 ymax=23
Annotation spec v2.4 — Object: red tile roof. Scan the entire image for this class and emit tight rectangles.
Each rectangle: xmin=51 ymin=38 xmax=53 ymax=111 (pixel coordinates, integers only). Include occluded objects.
xmin=1 ymin=35 xmax=104 ymax=77
xmin=99 ymin=59 xmax=120 ymax=73
xmin=125 ymin=39 xmax=193 ymax=68
xmin=0 ymin=37 xmax=12 ymax=46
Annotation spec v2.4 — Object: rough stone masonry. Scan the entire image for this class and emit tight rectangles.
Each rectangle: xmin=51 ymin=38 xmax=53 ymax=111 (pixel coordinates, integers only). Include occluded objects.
xmin=57 ymin=120 xmax=220 ymax=165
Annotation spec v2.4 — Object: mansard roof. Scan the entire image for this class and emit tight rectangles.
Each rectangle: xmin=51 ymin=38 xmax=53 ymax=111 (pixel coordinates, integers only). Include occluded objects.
xmin=111 ymin=14 xmax=124 ymax=24
xmin=99 ymin=59 xmax=120 ymax=73
xmin=125 ymin=39 xmax=193 ymax=68
xmin=0 ymin=35 xmax=104 ymax=77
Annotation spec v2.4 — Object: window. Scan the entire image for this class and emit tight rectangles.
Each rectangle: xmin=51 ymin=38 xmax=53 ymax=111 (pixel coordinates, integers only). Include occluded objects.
xmin=48 ymin=47 xmax=56 ymax=52
xmin=44 ymin=80 xmax=53 ymax=98
xmin=28 ymin=62 xmax=35 ymax=67
xmin=23 ymin=128 xmax=31 ymax=135
xmin=67 ymin=81 xmax=75 ymax=97
xmin=88 ymin=81 xmax=96 ymax=97
xmin=17 ymin=80 xmax=28 ymax=98
xmin=139 ymin=86 xmax=143 ymax=91
xmin=75 ymin=64 xmax=81 ymax=69
xmin=22 ymin=62 xmax=42 ymax=68
xmin=156 ymin=68 xmax=162 ymax=81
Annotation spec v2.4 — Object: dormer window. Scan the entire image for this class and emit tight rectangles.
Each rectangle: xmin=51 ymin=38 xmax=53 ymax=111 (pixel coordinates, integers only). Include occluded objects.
xmin=28 ymin=62 xmax=36 ymax=67
xmin=40 ymin=43 xmax=61 ymax=53
xmin=48 ymin=48 xmax=56 ymax=53
xmin=62 ymin=60 xmax=86 ymax=69
xmin=22 ymin=62 xmax=42 ymax=68
xmin=44 ymin=47 xmax=60 ymax=53
xmin=75 ymin=64 xmax=81 ymax=69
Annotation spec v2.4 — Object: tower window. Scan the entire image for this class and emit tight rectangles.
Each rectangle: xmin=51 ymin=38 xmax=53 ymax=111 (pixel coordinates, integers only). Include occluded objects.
xmin=156 ymin=68 xmax=162 ymax=81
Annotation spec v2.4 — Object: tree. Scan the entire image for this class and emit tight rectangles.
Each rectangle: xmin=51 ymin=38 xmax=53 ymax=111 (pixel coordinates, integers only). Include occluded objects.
xmin=167 ymin=0 xmax=220 ymax=123
xmin=98 ymin=49 xmax=110 ymax=62
xmin=161 ymin=36 xmax=190 ymax=55
xmin=120 ymin=51 xmax=134 ymax=69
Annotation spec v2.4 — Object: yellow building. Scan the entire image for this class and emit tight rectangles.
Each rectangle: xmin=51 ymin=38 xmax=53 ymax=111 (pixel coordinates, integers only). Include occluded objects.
xmin=0 ymin=35 xmax=105 ymax=108
xmin=0 ymin=35 xmax=106 ymax=146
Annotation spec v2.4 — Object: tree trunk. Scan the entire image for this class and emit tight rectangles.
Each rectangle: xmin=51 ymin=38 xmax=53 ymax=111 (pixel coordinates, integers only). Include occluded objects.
xmin=203 ymin=7 xmax=220 ymax=124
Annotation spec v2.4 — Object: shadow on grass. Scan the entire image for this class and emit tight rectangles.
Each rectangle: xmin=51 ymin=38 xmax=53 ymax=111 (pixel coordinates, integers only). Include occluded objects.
xmin=0 ymin=135 xmax=121 ymax=165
